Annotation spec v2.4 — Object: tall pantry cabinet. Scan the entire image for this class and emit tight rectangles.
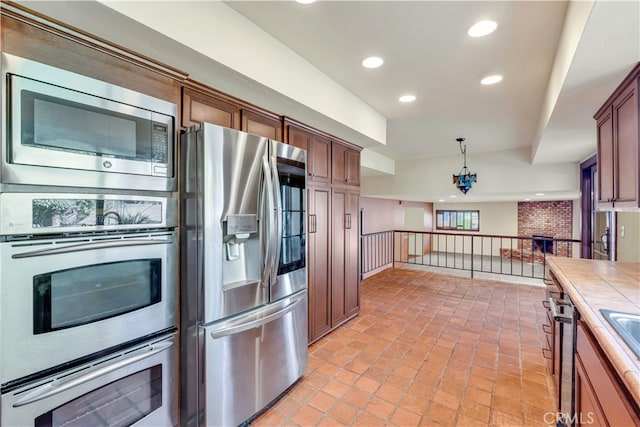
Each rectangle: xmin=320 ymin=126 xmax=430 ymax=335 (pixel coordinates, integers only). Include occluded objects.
xmin=284 ymin=118 xmax=361 ymax=343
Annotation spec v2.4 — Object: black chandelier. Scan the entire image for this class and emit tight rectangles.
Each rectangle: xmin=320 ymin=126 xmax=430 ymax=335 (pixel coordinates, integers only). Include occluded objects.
xmin=452 ymin=137 xmax=477 ymax=195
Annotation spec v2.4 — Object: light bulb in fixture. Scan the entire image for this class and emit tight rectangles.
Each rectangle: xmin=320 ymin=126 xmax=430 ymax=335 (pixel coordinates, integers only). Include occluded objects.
xmin=468 ymin=20 xmax=498 ymax=37
xmin=481 ymin=75 xmax=503 ymax=85
xmin=362 ymin=56 xmax=384 ymax=69
xmin=399 ymin=94 xmax=416 ymax=103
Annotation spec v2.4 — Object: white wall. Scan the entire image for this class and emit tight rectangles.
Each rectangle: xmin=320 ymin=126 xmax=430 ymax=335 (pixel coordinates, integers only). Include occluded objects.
xmin=431 ymin=202 xmax=518 ymax=256
xmin=617 ymin=212 xmax=640 ymax=262
xmin=361 ymin=147 xmax=580 ymax=202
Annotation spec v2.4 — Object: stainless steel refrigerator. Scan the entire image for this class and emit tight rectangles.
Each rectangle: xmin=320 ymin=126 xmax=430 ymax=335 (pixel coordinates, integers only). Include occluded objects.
xmin=180 ymin=123 xmax=308 ymax=427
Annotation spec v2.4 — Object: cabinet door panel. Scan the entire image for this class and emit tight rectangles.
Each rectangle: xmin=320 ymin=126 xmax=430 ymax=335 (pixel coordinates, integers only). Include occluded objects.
xmin=241 ymin=109 xmax=282 ymax=140
xmin=331 ymin=189 xmax=347 ymax=326
xmin=332 ymin=143 xmax=347 ymax=185
xmin=597 ymin=109 xmax=615 ymax=206
xmin=310 ymin=136 xmax=331 ymax=183
xmin=575 ymin=355 xmax=607 ymax=426
xmin=346 ymin=191 xmax=360 ymax=317
xmin=614 ymin=86 xmax=638 ymax=204
xmin=308 ymin=187 xmax=331 ymax=343
xmin=182 ymin=88 xmax=240 ymax=129
xmin=346 ymin=150 xmax=361 ymax=186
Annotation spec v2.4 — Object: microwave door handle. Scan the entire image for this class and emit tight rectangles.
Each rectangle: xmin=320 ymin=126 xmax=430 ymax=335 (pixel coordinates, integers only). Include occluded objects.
xmin=13 ymin=340 xmax=174 ymax=408
xmin=12 ymin=238 xmax=172 ymax=259
xmin=261 ymin=156 xmax=274 ymax=288
xmin=270 ymin=153 xmax=282 ymax=284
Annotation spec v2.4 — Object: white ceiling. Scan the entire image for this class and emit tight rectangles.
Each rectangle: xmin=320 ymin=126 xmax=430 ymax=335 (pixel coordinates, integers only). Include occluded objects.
xmin=13 ymin=0 xmax=638 ymax=203
xmin=226 ymin=0 xmax=639 ymax=166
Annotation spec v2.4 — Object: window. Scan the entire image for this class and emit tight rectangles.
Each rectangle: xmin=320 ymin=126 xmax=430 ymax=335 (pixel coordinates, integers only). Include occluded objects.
xmin=436 ymin=210 xmax=479 ymax=231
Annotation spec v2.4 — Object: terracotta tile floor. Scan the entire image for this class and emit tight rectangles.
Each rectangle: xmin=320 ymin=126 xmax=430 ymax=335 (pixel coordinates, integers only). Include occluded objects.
xmin=251 ymin=268 xmax=555 ymax=426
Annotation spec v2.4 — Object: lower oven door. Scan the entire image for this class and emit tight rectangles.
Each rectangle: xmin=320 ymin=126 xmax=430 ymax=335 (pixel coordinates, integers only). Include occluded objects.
xmin=0 ymin=231 xmax=177 ymax=386
xmin=1 ymin=332 xmax=178 ymax=427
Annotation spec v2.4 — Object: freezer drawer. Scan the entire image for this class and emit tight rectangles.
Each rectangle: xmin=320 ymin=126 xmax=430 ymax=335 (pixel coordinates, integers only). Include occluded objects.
xmin=202 ymin=290 xmax=308 ymax=426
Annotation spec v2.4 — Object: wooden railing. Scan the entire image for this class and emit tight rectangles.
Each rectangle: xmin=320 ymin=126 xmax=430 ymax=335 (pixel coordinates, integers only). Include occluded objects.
xmin=361 ymin=230 xmax=581 ymax=280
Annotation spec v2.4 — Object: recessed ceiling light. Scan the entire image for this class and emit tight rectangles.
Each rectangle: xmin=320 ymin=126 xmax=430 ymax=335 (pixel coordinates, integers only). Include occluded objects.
xmin=481 ymin=75 xmax=503 ymax=85
xmin=362 ymin=56 xmax=384 ymax=69
xmin=295 ymin=0 xmax=316 ymax=4
xmin=535 ymin=193 xmax=545 ymax=196
xmin=467 ymin=20 xmax=498 ymax=37
xmin=524 ymin=198 xmax=531 ymax=201
xmin=438 ymin=199 xmax=444 ymax=202
xmin=449 ymin=195 xmax=457 ymax=198
xmin=399 ymin=94 xmax=416 ymax=103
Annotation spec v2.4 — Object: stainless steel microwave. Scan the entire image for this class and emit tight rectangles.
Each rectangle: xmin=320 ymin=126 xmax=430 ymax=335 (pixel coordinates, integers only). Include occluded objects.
xmin=1 ymin=53 xmax=177 ymax=192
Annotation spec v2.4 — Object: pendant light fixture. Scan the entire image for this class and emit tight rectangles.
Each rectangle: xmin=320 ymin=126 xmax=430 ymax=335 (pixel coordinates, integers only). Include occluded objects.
xmin=452 ymin=137 xmax=477 ymax=194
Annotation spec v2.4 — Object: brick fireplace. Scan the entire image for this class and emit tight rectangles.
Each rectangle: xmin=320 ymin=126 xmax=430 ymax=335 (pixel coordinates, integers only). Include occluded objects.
xmin=501 ymin=201 xmax=573 ymax=263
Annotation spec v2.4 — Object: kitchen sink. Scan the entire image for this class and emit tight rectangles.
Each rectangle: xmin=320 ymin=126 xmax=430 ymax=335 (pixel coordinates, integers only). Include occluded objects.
xmin=600 ymin=309 xmax=640 ymax=359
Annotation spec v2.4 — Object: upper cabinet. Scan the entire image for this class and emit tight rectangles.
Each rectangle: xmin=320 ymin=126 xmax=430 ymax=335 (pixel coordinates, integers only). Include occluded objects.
xmin=595 ymin=63 xmax=640 ymax=210
xmin=182 ymin=83 xmax=282 ymax=140
xmin=182 ymin=85 xmax=241 ymax=130
xmin=284 ymin=119 xmax=331 ymax=184
xmin=240 ymin=109 xmax=282 ymax=142
xmin=332 ymin=140 xmax=361 ymax=187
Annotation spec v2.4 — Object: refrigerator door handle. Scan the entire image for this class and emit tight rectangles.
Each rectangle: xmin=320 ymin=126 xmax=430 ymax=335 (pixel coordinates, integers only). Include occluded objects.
xmin=269 ymin=153 xmax=282 ymax=284
xmin=261 ymin=157 xmax=275 ymax=288
xmin=209 ymin=293 xmax=305 ymax=339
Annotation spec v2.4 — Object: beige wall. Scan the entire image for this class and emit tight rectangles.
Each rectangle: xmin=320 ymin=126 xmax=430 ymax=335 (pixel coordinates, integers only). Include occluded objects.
xmin=617 ymin=212 xmax=640 ymax=262
xmin=360 ymin=197 xmax=433 ymax=234
xmin=434 ymin=202 xmax=518 ymax=235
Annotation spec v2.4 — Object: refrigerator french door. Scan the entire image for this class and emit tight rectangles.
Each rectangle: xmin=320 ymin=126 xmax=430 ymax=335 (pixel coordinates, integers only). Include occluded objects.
xmin=181 ymin=123 xmax=308 ymax=427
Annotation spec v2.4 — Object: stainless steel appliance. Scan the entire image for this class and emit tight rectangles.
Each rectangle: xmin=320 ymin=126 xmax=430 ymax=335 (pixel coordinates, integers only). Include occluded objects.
xmin=1 ymin=332 xmax=178 ymax=427
xmin=1 ymin=53 xmax=177 ymax=192
xmin=549 ymin=288 xmax=578 ymax=427
xmin=0 ymin=192 xmax=178 ymax=387
xmin=181 ymin=123 xmax=308 ymax=427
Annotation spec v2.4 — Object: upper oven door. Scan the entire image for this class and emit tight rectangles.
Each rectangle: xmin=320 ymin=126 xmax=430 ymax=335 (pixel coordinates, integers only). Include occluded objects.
xmin=1 ymin=332 xmax=178 ymax=427
xmin=0 ymin=231 xmax=177 ymax=387
xmin=1 ymin=53 xmax=176 ymax=192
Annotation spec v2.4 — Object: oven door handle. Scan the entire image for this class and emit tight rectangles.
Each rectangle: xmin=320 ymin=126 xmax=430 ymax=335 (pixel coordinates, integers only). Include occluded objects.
xmin=548 ymin=297 xmax=573 ymax=324
xmin=12 ymin=237 xmax=173 ymax=258
xmin=13 ymin=340 xmax=173 ymax=407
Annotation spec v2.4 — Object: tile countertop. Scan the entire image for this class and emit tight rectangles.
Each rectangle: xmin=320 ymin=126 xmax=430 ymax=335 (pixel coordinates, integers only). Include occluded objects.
xmin=547 ymin=256 xmax=640 ymax=406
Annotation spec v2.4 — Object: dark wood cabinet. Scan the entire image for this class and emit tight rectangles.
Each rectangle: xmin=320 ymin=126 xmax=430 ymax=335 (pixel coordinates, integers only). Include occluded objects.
xmin=345 ymin=190 xmax=360 ymax=318
xmin=286 ymin=118 xmax=361 ymax=344
xmin=284 ymin=119 xmax=331 ymax=184
xmin=240 ymin=109 xmax=282 ymax=141
xmin=182 ymin=84 xmax=282 ymax=140
xmin=574 ymin=321 xmax=640 ymax=426
xmin=595 ymin=63 xmax=640 ymax=210
xmin=1 ymin=10 xmax=183 ymax=107
xmin=182 ymin=86 xmax=241 ymax=130
xmin=332 ymin=141 xmax=361 ymax=186
xmin=308 ymin=185 xmax=332 ymax=342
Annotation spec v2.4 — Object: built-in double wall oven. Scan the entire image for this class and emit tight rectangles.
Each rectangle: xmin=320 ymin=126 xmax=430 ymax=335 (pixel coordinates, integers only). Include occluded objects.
xmin=0 ymin=193 xmax=179 ymax=426
xmin=1 ymin=53 xmax=180 ymax=426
